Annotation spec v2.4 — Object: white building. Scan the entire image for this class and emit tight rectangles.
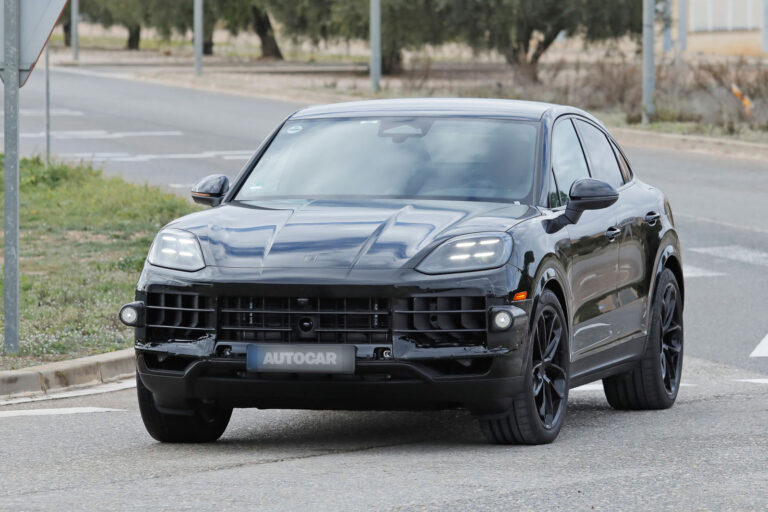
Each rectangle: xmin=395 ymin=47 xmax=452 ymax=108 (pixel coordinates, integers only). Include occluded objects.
xmin=678 ymin=0 xmax=767 ymax=55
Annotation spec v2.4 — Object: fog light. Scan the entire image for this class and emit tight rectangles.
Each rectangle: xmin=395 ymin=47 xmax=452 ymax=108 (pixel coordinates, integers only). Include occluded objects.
xmin=492 ymin=310 xmax=513 ymax=330
xmin=119 ymin=302 xmax=144 ymax=327
xmin=120 ymin=306 xmax=138 ymax=326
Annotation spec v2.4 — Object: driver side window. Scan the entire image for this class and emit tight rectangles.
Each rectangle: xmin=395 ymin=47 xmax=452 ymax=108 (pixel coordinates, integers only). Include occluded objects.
xmin=551 ymin=119 xmax=590 ymax=206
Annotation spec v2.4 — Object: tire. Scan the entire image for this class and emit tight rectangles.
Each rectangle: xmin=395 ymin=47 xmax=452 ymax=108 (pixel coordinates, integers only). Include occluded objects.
xmin=478 ymin=289 xmax=569 ymax=445
xmin=137 ymin=373 xmax=232 ymax=443
xmin=602 ymin=268 xmax=683 ymax=410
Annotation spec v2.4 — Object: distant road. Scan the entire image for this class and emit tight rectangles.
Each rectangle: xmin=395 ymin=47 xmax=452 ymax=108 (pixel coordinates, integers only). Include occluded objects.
xmin=6 ymin=67 xmax=302 ymax=190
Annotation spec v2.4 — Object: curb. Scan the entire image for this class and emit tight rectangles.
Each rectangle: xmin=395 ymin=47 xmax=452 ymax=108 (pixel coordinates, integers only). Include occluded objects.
xmin=611 ymin=127 xmax=768 ymax=163
xmin=0 ymin=348 xmax=135 ymax=400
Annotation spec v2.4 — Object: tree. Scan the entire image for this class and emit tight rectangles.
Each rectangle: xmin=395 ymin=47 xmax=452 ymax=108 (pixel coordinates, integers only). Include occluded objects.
xmin=147 ymin=0 xmax=217 ymax=55
xmin=217 ymin=0 xmax=284 ymax=59
xmin=79 ymin=0 xmax=150 ymax=50
xmin=265 ymin=0 xmax=451 ymax=74
xmin=331 ymin=0 xmax=451 ymax=74
xmin=448 ymin=0 xmax=643 ymax=79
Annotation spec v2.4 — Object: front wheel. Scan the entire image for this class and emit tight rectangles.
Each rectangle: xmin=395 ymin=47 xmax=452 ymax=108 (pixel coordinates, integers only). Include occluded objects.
xmin=137 ymin=373 xmax=232 ymax=443
xmin=478 ymin=289 xmax=569 ymax=445
xmin=602 ymin=268 xmax=684 ymax=410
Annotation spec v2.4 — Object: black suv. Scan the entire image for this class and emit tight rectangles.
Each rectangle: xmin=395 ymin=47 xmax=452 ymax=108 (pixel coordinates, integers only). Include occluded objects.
xmin=121 ymin=99 xmax=684 ymax=444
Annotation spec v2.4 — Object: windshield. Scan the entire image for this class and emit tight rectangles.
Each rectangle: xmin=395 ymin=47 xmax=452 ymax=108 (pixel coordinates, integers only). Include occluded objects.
xmin=236 ymin=116 xmax=539 ymax=203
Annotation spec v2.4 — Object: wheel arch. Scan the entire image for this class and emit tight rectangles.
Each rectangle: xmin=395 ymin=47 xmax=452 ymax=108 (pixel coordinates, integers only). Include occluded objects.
xmin=531 ymin=256 xmax=570 ymax=333
xmin=663 ymin=253 xmax=684 ymax=304
xmin=650 ymin=236 xmax=684 ymax=312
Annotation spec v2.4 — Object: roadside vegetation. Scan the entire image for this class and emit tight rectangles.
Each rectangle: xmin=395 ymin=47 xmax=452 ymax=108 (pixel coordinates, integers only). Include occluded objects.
xmin=0 ymin=156 xmax=197 ymax=370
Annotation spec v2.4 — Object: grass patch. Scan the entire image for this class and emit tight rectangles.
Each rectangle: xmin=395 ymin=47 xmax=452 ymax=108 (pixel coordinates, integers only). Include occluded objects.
xmin=0 ymin=156 xmax=197 ymax=370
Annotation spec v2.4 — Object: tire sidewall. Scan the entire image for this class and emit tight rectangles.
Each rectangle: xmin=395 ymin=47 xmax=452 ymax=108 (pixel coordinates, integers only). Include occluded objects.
xmin=522 ymin=289 xmax=570 ymax=442
xmin=648 ymin=269 xmax=684 ymax=404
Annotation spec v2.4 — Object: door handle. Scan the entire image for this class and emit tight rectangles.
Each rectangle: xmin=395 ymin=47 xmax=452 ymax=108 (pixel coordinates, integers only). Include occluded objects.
xmin=605 ymin=227 xmax=621 ymax=241
xmin=644 ymin=211 xmax=661 ymax=226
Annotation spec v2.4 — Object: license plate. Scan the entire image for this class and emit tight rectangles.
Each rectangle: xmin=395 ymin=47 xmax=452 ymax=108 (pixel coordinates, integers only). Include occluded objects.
xmin=246 ymin=344 xmax=355 ymax=374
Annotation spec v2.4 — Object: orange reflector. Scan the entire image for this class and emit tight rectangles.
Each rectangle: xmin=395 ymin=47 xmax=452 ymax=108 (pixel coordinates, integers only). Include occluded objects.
xmin=512 ymin=291 xmax=528 ymax=301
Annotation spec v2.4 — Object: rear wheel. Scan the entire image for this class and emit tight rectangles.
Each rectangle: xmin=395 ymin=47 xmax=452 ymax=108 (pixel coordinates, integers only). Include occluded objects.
xmin=479 ymin=289 xmax=569 ymax=444
xmin=603 ymin=268 xmax=683 ymax=410
xmin=137 ymin=373 xmax=232 ymax=443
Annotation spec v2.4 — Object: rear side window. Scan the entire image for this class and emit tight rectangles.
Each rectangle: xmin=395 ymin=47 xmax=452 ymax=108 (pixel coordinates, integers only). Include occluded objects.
xmin=551 ymin=119 xmax=589 ymax=206
xmin=574 ymin=120 xmax=624 ymax=189
xmin=610 ymin=140 xmax=633 ymax=183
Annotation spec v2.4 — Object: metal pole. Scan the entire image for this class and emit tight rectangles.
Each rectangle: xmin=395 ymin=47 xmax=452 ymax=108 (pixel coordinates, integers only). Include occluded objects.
xmin=679 ymin=0 xmax=688 ymax=52
xmin=663 ymin=0 xmax=673 ymax=52
xmin=194 ymin=0 xmax=203 ymax=76
xmin=642 ymin=0 xmax=656 ymax=124
xmin=370 ymin=0 xmax=381 ymax=92
xmin=45 ymin=43 xmax=51 ymax=167
xmin=763 ymin=0 xmax=768 ymax=52
xmin=71 ymin=0 xmax=79 ymax=62
xmin=4 ymin=0 xmax=21 ymax=353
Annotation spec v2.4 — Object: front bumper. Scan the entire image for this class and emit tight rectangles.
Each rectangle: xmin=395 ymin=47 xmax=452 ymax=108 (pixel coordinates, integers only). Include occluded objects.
xmin=132 ymin=264 xmax=532 ymax=414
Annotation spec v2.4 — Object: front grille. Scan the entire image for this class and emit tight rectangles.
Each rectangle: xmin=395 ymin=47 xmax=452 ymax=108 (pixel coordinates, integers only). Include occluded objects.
xmin=219 ymin=296 xmax=390 ymax=344
xmin=393 ymin=296 xmax=487 ymax=347
xmin=145 ymin=291 xmax=216 ymax=342
xmin=143 ymin=289 xmax=489 ymax=347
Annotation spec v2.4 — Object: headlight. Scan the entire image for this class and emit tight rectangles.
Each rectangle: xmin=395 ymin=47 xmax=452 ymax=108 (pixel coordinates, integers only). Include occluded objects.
xmin=416 ymin=232 xmax=512 ymax=274
xmin=147 ymin=228 xmax=205 ymax=271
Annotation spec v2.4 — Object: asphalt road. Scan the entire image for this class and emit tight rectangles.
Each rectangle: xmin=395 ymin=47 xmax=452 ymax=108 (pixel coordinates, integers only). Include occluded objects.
xmin=1 ymin=67 xmax=767 ymax=511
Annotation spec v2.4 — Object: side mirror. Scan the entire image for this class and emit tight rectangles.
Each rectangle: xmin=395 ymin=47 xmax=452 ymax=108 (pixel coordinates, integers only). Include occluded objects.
xmin=191 ymin=174 xmax=230 ymax=207
xmin=564 ymin=178 xmax=618 ymax=224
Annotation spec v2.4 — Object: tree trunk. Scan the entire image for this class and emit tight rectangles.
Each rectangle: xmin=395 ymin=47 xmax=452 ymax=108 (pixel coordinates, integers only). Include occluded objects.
xmin=126 ymin=25 xmax=141 ymax=51
xmin=382 ymin=48 xmax=403 ymax=75
xmin=252 ymin=6 xmax=283 ymax=60
xmin=203 ymin=39 xmax=214 ymax=56
xmin=63 ymin=20 xmax=71 ymax=47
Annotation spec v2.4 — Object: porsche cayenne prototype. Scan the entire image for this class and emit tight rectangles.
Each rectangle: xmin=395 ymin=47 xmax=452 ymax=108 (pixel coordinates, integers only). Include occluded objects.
xmin=120 ymin=99 xmax=684 ymax=444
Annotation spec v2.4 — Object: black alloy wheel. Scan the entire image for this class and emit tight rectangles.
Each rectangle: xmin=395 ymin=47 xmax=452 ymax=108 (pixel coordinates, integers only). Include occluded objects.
xmin=478 ymin=289 xmax=569 ymax=444
xmin=659 ymin=282 xmax=683 ymax=395
xmin=603 ymin=268 xmax=684 ymax=410
xmin=531 ymin=306 xmax=568 ymax=429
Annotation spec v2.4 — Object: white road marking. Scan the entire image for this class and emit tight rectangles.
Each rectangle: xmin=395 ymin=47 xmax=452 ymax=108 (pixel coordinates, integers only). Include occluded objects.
xmin=690 ymin=246 xmax=768 ymax=267
xmin=734 ymin=379 xmax=768 ymax=385
xmin=749 ymin=333 xmax=768 ymax=358
xmin=571 ymin=383 xmax=604 ymax=392
xmin=61 ymin=149 xmax=253 ymax=163
xmin=0 ymin=407 xmax=125 ymax=418
xmin=16 ymin=130 xmax=183 ymax=140
xmin=169 ymin=183 xmax=194 ymax=189
xmin=676 ymin=212 xmax=768 ymax=236
xmin=0 ymin=108 xmax=84 ymax=117
xmin=571 ymin=382 xmax=695 ymax=393
xmin=683 ymin=265 xmax=725 ymax=278
xmin=0 ymin=379 xmax=136 ymax=406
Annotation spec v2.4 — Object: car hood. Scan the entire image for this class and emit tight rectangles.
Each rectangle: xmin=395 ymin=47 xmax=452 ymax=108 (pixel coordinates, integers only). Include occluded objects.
xmin=168 ymin=198 xmax=536 ymax=269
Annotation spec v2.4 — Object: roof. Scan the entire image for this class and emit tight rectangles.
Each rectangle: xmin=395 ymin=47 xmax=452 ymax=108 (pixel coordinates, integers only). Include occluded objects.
xmin=292 ymin=98 xmax=560 ymax=121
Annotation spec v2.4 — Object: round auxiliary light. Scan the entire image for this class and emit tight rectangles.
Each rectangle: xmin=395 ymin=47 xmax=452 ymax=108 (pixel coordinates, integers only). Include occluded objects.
xmin=493 ymin=310 xmax=513 ymax=331
xmin=120 ymin=306 xmax=139 ymax=326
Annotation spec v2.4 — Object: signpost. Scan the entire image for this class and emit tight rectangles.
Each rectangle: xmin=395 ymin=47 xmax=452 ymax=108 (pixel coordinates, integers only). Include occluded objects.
xmin=71 ymin=0 xmax=78 ymax=61
xmin=194 ymin=0 xmax=203 ymax=76
xmin=370 ymin=0 xmax=381 ymax=92
xmin=641 ymin=0 xmax=655 ymax=124
xmin=1 ymin=0 xmax=68 ymax=353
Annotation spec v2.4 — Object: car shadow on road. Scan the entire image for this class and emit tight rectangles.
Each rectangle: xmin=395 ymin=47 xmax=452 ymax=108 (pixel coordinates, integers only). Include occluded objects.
xmin=186 ymin=395 xmax=618 ymax=449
